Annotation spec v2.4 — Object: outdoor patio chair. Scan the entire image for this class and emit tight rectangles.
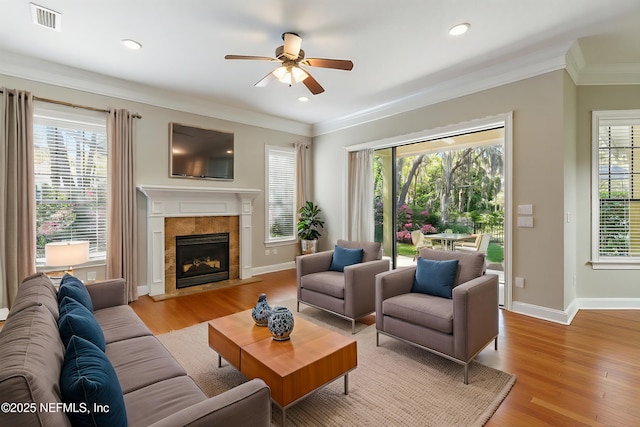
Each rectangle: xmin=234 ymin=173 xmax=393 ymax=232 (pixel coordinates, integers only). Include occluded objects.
xmin=455 ymin=233 xmax=491 ymax=254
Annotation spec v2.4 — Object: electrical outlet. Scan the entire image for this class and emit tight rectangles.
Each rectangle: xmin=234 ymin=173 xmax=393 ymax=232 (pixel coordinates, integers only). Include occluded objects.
xmin=265 ymin=249 xmax=270 ymax=256
xmin=87 ymin=271 xmax=97 ymax=282
xmin=515 ymin=277 xmax=525 ymax=288
xmin=272 ymin=248 xmax=278 ymax=255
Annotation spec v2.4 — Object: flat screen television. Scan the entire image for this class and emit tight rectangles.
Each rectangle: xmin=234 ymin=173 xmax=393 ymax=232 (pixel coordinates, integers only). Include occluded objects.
xmin=169 ymin=123 xmax=234 ymax=180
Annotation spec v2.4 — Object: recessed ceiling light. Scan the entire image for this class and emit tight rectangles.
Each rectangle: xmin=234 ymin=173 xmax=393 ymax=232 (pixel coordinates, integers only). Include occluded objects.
xmin=121 ymin=39 xmax=142 ymax=50
xmin=298 ymin=96 xmax=309 ymax=102
xmin=448 ymin=23 xmax=470 ymax=36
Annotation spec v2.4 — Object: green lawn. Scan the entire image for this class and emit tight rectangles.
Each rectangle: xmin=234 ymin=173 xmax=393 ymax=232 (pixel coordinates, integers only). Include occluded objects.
xmin=397 ymin=242 xmax=504 ymax=263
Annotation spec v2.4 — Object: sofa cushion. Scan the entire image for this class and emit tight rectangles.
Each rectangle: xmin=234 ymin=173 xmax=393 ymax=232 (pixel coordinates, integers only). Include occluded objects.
xmin=61 ymin=335 xmax=127 ymax=427
xmin=382 ymin=293 xmax=454 ymax=334
xmin=6 ymin=273 xmax=60 ymax=321
xmin=93 ymin=305 xmax=153 ymax=344
xmin=300 ymin=271 xmax=345 ymax=299
xmin=124 ymin=376 xmax=206 ymax=427
xmin=58 ymin=274 xmax=94 ymax=312
xmin=105 ymin=335 xmax=187 ymax=394
xmin=0 ymin=304 xmax=70 ymax=427
xmin=337 ymin=239 xmax=382 ymax=263
xmin=412 ymin=257 xmax=459 ymax=299
xmin=329 ymin=245 xmax=364 ymax=272
xmin=58 ymin=296 xmax=106 ymax=351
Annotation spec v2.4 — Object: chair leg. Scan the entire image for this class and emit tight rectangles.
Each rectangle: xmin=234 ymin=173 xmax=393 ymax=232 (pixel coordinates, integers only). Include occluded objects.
xmin=494 ymin=336 xmax=498 ymax=350
xmin=296 ymin=300 xmax=300 ymax=312
xmin=464 ymin=363 xmax=469 ymax=385
xmin=376 ymin=332 xmax=379 ymax=347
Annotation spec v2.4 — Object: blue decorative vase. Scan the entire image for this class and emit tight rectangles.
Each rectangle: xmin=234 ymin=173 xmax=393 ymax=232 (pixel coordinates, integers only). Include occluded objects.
xmin=268 ymin=306 xmax=295 ymax=341
xmin=251 ymin=293 xmax=272 ymax=326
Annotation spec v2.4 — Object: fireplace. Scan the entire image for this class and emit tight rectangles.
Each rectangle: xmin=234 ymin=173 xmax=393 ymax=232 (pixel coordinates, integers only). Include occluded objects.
xmin=175 ymin=233 xmax=229 ymax=289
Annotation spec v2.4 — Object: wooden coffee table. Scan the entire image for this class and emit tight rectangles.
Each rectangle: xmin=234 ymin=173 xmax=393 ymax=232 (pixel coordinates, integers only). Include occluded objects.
xmin=208 ymin=309 xmax=357 ymax=425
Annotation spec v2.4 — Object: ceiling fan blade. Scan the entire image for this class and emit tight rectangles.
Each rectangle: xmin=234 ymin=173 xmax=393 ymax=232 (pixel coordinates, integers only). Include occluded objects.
xmin=225 ymin=54 xmax=277 ymax=61
xmin=302 ymin=58 xmax=354 ymax=71
xmin=254 ymin=71 xmax=277 ymax=87
xmin=283 ymin=32 xmax=302 ymax=59
xmin=302 ymin=71 xmax=324 ymax=95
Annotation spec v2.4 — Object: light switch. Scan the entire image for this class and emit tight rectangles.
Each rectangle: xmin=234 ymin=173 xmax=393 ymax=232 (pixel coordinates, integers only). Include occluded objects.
xmin=517 ymin=204 xmax=533 ymax=215
xmin=517 ymin=216 xmax=534 ymax=228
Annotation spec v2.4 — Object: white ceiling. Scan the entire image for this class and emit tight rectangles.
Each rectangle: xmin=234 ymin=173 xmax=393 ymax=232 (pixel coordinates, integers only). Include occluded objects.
xmin=1 ymin=0 xmax=639 ymax=135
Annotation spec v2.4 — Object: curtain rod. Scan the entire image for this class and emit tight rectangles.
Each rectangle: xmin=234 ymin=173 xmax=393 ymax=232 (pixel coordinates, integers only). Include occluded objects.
xmin=0 ymin=89 xmax=142 ymax=119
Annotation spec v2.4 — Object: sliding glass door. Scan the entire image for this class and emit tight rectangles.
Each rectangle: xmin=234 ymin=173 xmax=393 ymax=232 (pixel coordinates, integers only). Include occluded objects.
xmin=373 ymin=128 xmax=506 ymax=304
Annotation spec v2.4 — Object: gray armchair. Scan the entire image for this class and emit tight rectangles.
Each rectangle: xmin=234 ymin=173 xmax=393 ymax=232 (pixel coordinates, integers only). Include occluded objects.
xmin=375 ymin=248 xmax=498 ymax=383
xmin=297 ymin=239 xmax=390 ymax=333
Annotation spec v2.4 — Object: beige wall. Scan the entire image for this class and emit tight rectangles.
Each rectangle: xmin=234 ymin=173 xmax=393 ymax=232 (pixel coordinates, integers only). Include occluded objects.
xmin=1 ymin=73 xmax=310 ymax=289
xmin=563 ymin=72 xmax=578 ymax=309
xmin=314 ymin=71 xmax=570 ymax=311
xmin=576 ymin=85 xmax=640 ymax=299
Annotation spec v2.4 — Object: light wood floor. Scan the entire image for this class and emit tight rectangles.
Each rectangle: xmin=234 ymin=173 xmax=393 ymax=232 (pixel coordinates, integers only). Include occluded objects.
xmin=130 ymin=268 xmax=640 ymax=427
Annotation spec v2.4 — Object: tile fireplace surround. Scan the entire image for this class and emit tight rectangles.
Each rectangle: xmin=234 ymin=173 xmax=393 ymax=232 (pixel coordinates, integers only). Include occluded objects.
xmin=137 ymin=185 xmax=261 ymax=296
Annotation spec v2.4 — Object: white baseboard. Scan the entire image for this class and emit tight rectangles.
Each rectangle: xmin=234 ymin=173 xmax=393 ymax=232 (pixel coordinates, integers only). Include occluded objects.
xmin=137 ymin=285 xmax=149 ymax=297
xmin=512 ymin=298 xmax=640 ymax=325
xmin=0 ymin=307 xmax=8 ymax=321
xmin=511 ymin=301 xmax=576 ymax=325
xmin=252 ymin=261 xmax=296 ymax=276
xmin=577 ymin=298 xmax=640 ymax=310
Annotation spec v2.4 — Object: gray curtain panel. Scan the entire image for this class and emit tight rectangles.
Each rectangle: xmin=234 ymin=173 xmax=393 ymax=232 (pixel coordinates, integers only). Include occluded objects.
xmin=106 ymin=109 xmax=138 ymax=302
xmin=0 ymin=88 xmax=36 ymax=308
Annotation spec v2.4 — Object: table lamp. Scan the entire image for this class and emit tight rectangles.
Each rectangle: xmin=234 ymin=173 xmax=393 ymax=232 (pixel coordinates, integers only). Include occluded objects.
xmin=45 ymin=241 xmax=90 ymax=276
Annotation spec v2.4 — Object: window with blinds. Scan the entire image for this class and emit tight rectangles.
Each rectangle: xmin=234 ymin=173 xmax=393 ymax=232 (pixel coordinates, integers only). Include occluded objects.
xmin=593 ymin=110 xmax=640 ymax=266
xmin=266 ymin=146 xmax=296 ymax=243
xmin=34 ymin=106 xmax=108 ymax=261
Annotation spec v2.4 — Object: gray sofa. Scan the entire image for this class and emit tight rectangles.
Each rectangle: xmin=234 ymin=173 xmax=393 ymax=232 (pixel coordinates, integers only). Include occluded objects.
xmin=0 ymin=273 xmax=271 ymax=427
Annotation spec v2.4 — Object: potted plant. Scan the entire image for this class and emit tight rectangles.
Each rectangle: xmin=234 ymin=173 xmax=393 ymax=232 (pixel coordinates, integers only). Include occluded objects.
xmin=297 ymin=201 xmax=325 ymax=254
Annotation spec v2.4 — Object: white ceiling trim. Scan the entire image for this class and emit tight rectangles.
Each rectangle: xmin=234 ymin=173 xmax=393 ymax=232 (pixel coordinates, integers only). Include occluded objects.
xmin=564 ymin=42 xmax=640 ymax=86
xmin=2 ymin=43 xmax=638 ymax=139
xmin=0 ymin=50 xmax=313 ymax=137
xmin=312 ymin=43 xmax=573 ymax=136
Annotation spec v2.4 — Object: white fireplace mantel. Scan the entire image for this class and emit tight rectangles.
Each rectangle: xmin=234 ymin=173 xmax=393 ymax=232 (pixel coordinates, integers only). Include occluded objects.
xmin=137 ymin=185 xmax=261 ymax=296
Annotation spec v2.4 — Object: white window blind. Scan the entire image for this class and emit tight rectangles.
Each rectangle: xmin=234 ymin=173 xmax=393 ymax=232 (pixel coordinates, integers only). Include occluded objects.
xmin=34 ymin=106 xmax=108 ymax=261
xmin=266 ymin=146 xmax=296 ymax=243
xmin=592 ymin=110 xmax=640 ymax=267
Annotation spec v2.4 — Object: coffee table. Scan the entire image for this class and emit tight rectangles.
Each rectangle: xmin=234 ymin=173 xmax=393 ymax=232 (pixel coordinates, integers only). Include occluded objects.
xmin=208 ymin=309 xmax=357 ymax=425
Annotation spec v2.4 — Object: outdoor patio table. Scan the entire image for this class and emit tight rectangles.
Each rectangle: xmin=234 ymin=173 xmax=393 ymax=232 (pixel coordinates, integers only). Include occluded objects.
xmin=425 ymin=233 xmax=475 ymax=251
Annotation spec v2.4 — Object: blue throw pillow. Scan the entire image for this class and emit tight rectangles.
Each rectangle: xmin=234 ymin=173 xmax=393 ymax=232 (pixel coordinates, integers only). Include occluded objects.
xmin=58 ymin=274 xmax=93 ymax=312
xmin=411 ymin=257 xmax=459 ymax=299
xmin=58 ymin=297 xmax=106 ymax=352
xmin=329 ymin=245 xmax=364 ymax=272
xmin=60 ymin=336 xmax=127 ymax=427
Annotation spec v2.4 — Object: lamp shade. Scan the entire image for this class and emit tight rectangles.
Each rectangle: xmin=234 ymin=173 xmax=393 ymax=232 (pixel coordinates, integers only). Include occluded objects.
xmin=45 ymin=241 xmax=90 ymax=267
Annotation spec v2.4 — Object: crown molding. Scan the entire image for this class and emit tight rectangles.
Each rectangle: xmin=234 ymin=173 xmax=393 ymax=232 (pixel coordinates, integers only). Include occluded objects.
xmin=0 ymin=50 xmax=313 ymax=137
xmin=565 ymin=41 xmax=586 ymax=85
xmin=312 ymin=44 xmax=572 ymax=136
xmin=565 ymin=42 xmax=640 ymax=85
xmin=577 ymin=63 xmax=640 ymax=85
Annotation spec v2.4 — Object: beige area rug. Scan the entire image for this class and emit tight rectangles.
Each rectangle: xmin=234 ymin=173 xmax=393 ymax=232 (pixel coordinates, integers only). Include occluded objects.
xmin=157 ymin=299 xmax=515 ymax=426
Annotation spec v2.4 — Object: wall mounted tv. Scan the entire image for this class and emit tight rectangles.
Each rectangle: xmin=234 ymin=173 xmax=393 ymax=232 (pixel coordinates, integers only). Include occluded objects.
xmin=169 ymin=123 xmax=234 ymax=180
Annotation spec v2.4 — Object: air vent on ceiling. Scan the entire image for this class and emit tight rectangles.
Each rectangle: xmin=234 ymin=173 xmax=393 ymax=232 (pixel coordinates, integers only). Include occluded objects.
xmin=30 ymin=3 xmax=61 ymax=32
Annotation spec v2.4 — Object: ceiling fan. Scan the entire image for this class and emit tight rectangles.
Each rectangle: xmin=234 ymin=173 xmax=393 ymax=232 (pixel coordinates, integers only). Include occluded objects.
xmin=224 ymin=32 xmax=353 ymax=95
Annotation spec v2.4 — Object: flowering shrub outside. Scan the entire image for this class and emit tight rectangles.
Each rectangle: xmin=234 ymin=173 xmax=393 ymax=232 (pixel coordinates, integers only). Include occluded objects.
xmin=396 ymin=204 xmax=437 ymax=243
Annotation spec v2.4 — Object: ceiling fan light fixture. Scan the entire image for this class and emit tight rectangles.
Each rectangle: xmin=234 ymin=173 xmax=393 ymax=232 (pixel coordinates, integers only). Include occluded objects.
xmin=448 ymin=23 xmax=470 ymax=36
xmin=273 ymin=65 xmax=308 ymax=85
